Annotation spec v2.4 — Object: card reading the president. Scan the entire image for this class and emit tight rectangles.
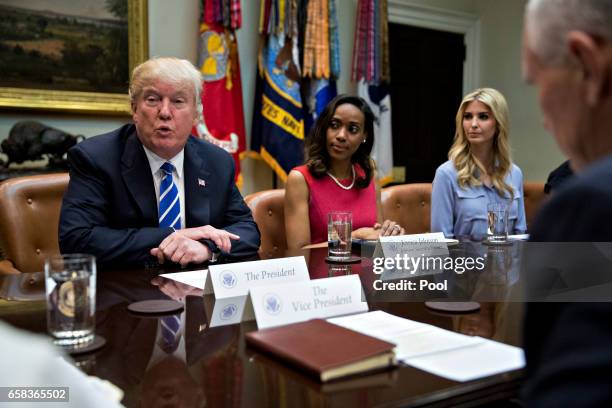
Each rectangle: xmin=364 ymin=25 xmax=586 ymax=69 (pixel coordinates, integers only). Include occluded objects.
xmin=207 ymin=256 xmax=310 ymax=298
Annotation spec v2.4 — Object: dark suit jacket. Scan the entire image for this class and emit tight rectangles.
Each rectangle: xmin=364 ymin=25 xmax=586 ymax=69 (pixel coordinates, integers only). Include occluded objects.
xmin=59 ymin=124 xmax=260 ymax=266
xmin=522 ymin=155 xmax=612 ymax=406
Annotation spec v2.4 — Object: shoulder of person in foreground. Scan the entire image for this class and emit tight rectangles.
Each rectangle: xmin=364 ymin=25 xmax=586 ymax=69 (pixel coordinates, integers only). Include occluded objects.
xmin=522 ymin=300 xmax=612 ymax=407
xmin=0 ymin=321 xmax=124 ymax=407
xmin=530 ymin=156 xmax=612 ymax=242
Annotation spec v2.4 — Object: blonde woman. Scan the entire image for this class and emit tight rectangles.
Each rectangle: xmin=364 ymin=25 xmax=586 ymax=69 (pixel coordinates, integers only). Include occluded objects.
xmin=431 ymin=88 xmax=526 ymax=239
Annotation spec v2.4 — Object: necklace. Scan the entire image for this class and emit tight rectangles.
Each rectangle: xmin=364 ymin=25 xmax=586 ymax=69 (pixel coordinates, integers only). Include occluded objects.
xmin=326 ymin=165 xmax=355 ymax=190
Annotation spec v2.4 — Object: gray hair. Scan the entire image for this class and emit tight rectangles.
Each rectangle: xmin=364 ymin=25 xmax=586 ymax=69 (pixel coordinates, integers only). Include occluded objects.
xmin=129 ymin=57 xmax=203 ymax=119
xmin=525 ymin=0 xmax=612 ymax=65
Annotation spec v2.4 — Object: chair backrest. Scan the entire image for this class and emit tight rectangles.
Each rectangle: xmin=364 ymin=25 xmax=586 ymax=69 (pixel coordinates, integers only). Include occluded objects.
xmin=0 ymin=173 xmax=69 ymax=273
xmin=244 ymin=189 xmax=287 ymax=258
xmin=523 ymin=181 xmax=546 ymax=227
xmin=381 ymin=183 xmax=432 ymax=234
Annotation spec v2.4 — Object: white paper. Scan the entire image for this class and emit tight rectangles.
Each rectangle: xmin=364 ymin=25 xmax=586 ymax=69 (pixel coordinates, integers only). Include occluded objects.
xmin=249 ymin=274 xmax=368 ymax=329
xmin=405 ymin=338 xmax=525 ymax=382
xmin=328 ymin=311 xmax=483 ymax=360
xmin=159 ymin=269 xmax=208 ymax=290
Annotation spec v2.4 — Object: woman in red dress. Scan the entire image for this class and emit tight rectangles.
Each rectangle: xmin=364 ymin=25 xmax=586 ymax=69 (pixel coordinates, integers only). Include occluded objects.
xmin=284 ymin=94 xmax=404 ymax=249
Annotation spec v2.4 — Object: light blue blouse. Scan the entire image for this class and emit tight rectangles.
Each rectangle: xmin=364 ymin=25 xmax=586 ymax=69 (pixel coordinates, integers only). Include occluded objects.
xmin=431 ymin=160 xmax=527 ymax=239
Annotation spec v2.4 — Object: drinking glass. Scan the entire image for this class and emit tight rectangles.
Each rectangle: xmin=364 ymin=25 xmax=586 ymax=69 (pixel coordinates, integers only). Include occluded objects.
xmin=328 ymin=211 xmax=352 ymax=260
xmin=45 ymin=254 xmax=96 ymax=348
xmin=487 ymin=202 xmax=509 ymax=244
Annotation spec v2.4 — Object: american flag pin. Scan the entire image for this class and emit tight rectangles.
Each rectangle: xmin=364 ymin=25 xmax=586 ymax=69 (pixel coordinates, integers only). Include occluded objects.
xmin=198 ymin=178 xmax=206 ymax=187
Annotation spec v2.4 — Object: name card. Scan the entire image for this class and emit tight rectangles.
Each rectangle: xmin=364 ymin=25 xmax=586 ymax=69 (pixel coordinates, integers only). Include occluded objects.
xmin=378 ymin=233 xmax=448 ymax=257
xmin=375 ymin=233 xmax=449 ymax=279
xmin=247 ymin=274 xmax=368 ymax=329
xmin=383 ymin=232 xmax=446 ymax=242
xmin=206 ymin=256 xmax=310 ymax=298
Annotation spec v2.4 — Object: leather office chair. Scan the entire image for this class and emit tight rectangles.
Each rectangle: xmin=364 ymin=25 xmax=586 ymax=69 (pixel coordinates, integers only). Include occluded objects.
xmin=244 ymin=189 xmax=287 ymax=258
xmin=381 ymin=183 xmax=432 ymax=234
xmin=0 ymin=173 xmax=69 ymax=275
xmin=523 ymin=181 xmax=546 ymax=227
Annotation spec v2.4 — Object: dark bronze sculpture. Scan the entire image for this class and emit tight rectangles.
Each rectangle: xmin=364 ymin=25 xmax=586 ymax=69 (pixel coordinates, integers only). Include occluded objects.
xmin=0 ymin=121 xmax=84 ymax=168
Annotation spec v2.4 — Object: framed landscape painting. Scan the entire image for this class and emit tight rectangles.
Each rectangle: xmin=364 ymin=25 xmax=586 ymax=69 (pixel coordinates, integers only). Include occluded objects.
xmin=0 ymin=0 xmax=148 ymax=115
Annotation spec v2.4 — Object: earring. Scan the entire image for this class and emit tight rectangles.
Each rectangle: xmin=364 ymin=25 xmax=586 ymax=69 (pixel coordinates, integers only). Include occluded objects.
xmin=362 ymin=139 xmax=366 ymax=144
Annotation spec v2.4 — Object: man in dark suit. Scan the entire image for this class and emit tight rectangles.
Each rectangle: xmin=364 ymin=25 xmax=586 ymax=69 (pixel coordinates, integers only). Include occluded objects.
xmin=522 ymin=0 xmax=612 ymax=405
xmin=59 ymin=57 xmax=260 ymax=267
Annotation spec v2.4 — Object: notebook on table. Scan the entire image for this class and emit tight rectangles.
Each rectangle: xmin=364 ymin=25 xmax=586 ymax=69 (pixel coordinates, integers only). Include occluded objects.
xmin=245 ymin=318 xmax=396 ymax=382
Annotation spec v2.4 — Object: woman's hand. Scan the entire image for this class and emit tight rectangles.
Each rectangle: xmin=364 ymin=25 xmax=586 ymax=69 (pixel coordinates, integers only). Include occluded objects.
xmin=352 ymin=221 xmax=405 ymax=240
xmin=352 ymin=227 xmax=379 ymax=240
xmin=374 ymin=220 xmax=405 ymax=236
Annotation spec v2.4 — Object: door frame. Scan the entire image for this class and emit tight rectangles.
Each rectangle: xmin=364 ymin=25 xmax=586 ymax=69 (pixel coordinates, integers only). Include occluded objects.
xmin=388 ymin=0 xmax=480 ymax=95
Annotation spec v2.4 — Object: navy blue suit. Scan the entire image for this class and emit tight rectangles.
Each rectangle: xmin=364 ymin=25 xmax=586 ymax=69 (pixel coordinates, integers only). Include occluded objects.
xmin=523 ymin=155 xmax=612 ymax=406
xmin=59 ymin=124 xmax=260 ymax=266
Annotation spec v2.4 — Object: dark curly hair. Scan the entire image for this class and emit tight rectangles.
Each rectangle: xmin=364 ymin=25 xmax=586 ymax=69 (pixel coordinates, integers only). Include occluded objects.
xmin=304 ymin=94 xmax=375 ymax=188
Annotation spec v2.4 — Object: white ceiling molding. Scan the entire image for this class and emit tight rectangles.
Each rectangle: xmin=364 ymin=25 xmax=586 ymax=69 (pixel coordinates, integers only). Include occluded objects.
xmin=388 ymin=0 xmax=481 ymax=95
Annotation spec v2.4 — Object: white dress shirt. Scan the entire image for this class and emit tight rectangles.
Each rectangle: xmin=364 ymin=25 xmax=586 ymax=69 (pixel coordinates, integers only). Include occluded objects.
xmin=142 ymin=146 xmax=186 ymax=229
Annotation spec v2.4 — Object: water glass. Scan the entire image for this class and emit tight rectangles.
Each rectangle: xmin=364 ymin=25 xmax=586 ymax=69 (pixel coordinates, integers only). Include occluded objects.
xmin=487 ymin=202 xmax=509 ymax=243
xmin=45 ymin=254 xmax=96 ymax=348
xmin=328 ymin=211 xmax=352 ymax=260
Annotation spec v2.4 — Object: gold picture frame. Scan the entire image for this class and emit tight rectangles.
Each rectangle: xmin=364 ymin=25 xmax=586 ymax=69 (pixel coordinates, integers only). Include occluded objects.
xmin=0 ymin=0 xmax=148 ymax=115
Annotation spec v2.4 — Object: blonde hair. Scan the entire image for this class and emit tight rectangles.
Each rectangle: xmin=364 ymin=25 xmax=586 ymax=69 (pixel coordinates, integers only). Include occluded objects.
xmin=448 ymin=88 xmax=513 ymax=198
xmin=129 ymin=57 xmax=203 ymax=120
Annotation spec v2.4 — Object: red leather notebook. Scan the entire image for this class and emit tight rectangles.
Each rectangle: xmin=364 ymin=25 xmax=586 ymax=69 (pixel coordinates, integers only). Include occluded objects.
xmin=245 ymin=319 xmax=396 ymax=382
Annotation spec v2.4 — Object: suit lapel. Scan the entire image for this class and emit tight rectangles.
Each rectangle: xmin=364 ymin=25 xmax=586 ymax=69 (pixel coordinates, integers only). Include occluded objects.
xmin=121 ymin=131 xmax=158 ymax=224
xmin=184 ymin=138 xmax=211 ymax=227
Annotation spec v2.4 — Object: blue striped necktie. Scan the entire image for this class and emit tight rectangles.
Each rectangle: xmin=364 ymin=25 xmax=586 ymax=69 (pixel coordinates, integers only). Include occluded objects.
xmin=158 ymin=162 xmax=181 ymax=229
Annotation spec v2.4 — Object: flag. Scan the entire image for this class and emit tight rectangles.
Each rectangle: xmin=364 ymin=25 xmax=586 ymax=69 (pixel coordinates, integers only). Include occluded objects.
xmin=250 ymin=34 xmax=305 ymax=182
xmin=194 ymin=23 xmax=246 ymax=186
xmin=304 ymin=78 xmax=337 ymax=135
xmin=358 ymin=79 xmax=393 ymax=185
xmin=352 ymin=0 xmax=392 ymax=185
xmin=194 ymin=0 xmax=246 ymax=187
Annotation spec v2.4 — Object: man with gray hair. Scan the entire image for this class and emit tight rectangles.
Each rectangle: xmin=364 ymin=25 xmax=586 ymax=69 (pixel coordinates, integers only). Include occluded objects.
xmin=60 ymin=57 xmax=260 ymax=267
xmin=522 ymin=0 xmax=612 ymax=404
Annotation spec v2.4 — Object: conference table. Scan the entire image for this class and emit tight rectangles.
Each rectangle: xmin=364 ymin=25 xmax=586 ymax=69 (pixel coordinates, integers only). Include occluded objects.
xmin=0 ymin=241 xmax=525 ymax=407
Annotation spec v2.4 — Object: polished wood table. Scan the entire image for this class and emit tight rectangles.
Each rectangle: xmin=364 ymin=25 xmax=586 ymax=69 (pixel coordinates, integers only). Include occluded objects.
xmin=0 ymin=243 xmax=524 ymax=407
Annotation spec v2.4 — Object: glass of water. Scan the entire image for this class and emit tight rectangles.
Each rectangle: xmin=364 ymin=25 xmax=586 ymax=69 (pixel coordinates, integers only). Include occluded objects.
xmin=328 ymin=211 xmax=352 ymax=260
xmin=487 ymin=202 xmax=509 ymax=244
xmin=45 ymin=254 xmax=96 ymax=348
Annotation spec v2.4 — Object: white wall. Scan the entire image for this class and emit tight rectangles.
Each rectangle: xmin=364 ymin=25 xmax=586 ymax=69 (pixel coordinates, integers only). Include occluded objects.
xmin=474 ymin=0 xmax=564 ymax=180
xmin=0 ymin=0 xmax=563 ymax=184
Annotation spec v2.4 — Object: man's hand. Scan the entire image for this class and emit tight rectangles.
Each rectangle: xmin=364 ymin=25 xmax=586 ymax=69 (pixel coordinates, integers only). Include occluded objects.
xmin=172 ymin=225 xmax=240 ymax=253
xmin=150 ymin=226 xmax=240 ymax=266
xmin=151 ymin=233 xmax=211 ymax=266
